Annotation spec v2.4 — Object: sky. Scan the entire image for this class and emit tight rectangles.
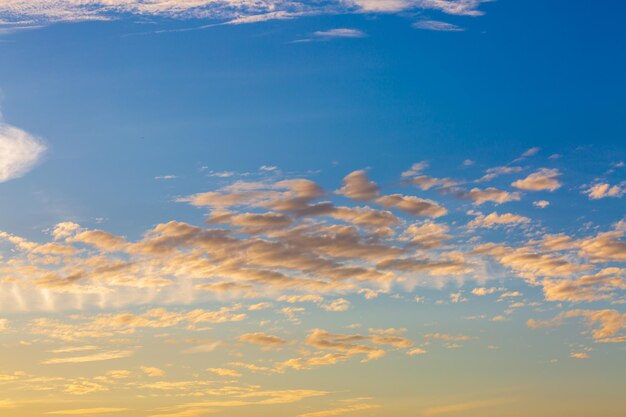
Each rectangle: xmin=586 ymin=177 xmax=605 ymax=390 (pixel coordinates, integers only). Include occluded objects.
xmin=0 ymin=0 xmax=625 ymax=416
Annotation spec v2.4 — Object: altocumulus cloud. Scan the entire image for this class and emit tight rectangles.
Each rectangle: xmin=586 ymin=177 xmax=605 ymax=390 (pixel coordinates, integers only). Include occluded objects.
xmin=0 ymin=121 xmax=46 ymax=183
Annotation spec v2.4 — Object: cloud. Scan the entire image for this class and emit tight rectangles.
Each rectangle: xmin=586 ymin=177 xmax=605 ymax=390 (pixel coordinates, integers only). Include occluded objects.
xmin=349 ymin=0 xmax=488 ymax=15
xmin=407 ymin=347 xmax=427 ymax=356
xmin=42 ymin=350 xmax=134 ymax=364
xmin=463 ymin=187 xmax=521 ymax=205
xmin=521 ymin=147 xmax=541 ymax=158
xmin=141 ymin=366 xmax=166 ymax=377
xmin=375 ymin=194 xmax=447 ymax=217
xmin=402 ymin=162 xmax=429 ymax=177
xmin=336 ymin=170 xmax=380 ymax=201
xmin=0 ymin=0 xmax=490 ymax=25
xmin=528 ymin=309 xmax=626 ymax=340
xmin=412 ymin=20 xmax=464 ymax=32
xmin=577 ymin=231 xmax=626 ymax=262
xmin=585 ymin=182 xmax=625 ymax=199
xmin=313 ymin=28 xmax=367 ymax=39
xmin=401 ymin=221 xmax=450 ymax=248
xmin=533 ymin=200 xmax=550 ymax=208
xmin=321 ymin=298 xmax=351 ymax=312
xmin=471 ymin=287 xmax=497 ymax=296
xmin=512 ymin=168 xmax=562 ymax=191
xmin=46 ymin=408 xmax=129 ymax=415
xmin=337 ymin=170 xmax=447 ymax=217
xmin=466 ymin=211 xmax=530 ymax=229
xmin=206 ymin=368 xmax=241 ymax=377
xmin=0 ymin=122 xmax=46 ymax=183
xmin=297 ymin=403 xmax=379 ymax=417
xmin=239 ymin=332 xmax=287 ymax=346
xmin=541 ymin=268 xmax=626 ymax=302
xmin=477 ymin=166 xmax=523 ymax=182
xmin=473 ymin=242 xmax=590 ymax=281
xmin=422 ymin=399 xmax=512 ymax=416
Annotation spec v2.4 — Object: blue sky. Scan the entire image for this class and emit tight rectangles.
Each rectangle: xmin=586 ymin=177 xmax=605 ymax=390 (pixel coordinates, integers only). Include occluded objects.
xmin=0 ymin=1 xmax=625 ymax=416
xmin=1 ymin=1 xmax=625 ymax=239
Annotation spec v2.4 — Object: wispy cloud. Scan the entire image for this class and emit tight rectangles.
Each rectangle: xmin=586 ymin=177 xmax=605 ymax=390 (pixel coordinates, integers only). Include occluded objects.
xmin=413 ymin=20 xmax=464 ymax=32
xmin=46 ymin=408 xmax=129 ymax=415
xmin=294 ymin=28 xmax=367 ymax=43
xmin=42 ymin=350 xmax=134 ymax=364
xmin=0 ymin=1 xmax=491 ymax=25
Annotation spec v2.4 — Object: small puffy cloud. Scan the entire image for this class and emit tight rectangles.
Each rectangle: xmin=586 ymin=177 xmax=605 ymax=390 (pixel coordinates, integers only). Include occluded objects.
xmin=413 ymin=20 xmax=464 ymax=31
xmin=336 ymin=170 xmax=380 ymax=201
xmin=206 ymin=368 xmax=241 ymax=377
xmin=407 ymin=347 xmax=427 ymax=356
xmin=338 ymin=170 xmax=447 ymax=217
xmin=375 ymin=194 xmax=447 ymax=217
xmin=140 ymin=366 xmax=166 ymax=377
xmin=533 ymin=200 xmax=550 ymax=208
xmin=467 ymin=211 xmax=530 ymax=229
xmin=471 ymin=287 xmax=497 ymax=296
xmin=401 ymin=161 xmax=429 ymax=177
xmin=279 ymin=295 xmax=324 ymax=304
xmin=401 ymin=221 xmax=450 ymax=248
xmin=463 ymin=187 xmax=521 ymax=205
xmin=106 ymin=370 xmax=132 ymax=379
xmin=512 ymin=168 xmax=562 ymax=191
xmin=585 ymin=183 xmax=625 ymax=199
xmin=321 ymin=298 xmax=351 ymax=312
xmin=52 ymin=222 xmax=81 ymax=240
xmin=0 ymin=122 xmax=46 ymax=183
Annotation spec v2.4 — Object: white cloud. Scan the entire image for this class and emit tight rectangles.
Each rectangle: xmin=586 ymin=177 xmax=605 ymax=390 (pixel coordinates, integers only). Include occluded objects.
xmin=0 ymin=122 xmax=46 ymax=183
xmin=0 ymin=0 xmax=490 ymax=25
xmin=413 ymin=20 xmax=464 ymax=32
xmin=313 ymin=28 xmax=367 ymax=39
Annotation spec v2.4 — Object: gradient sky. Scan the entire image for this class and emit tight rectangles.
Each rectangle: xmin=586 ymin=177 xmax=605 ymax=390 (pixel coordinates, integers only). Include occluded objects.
xmin=1 ymin=1 xmax=625 ymax=416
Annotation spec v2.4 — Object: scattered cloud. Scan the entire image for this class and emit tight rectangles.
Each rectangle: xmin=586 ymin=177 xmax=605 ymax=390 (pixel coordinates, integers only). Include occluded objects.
xmin=585 ymin=182 xmax=625 ymax=199
xmin=0 ymin=0 xmax=491 ymax=25
xmin=512 ymin=168 xmax=562 ymax=192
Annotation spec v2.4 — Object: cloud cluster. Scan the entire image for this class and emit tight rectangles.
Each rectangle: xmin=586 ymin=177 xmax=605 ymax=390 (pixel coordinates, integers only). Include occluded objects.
xmin=0 ymin=0 xmax=491 ymax=25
